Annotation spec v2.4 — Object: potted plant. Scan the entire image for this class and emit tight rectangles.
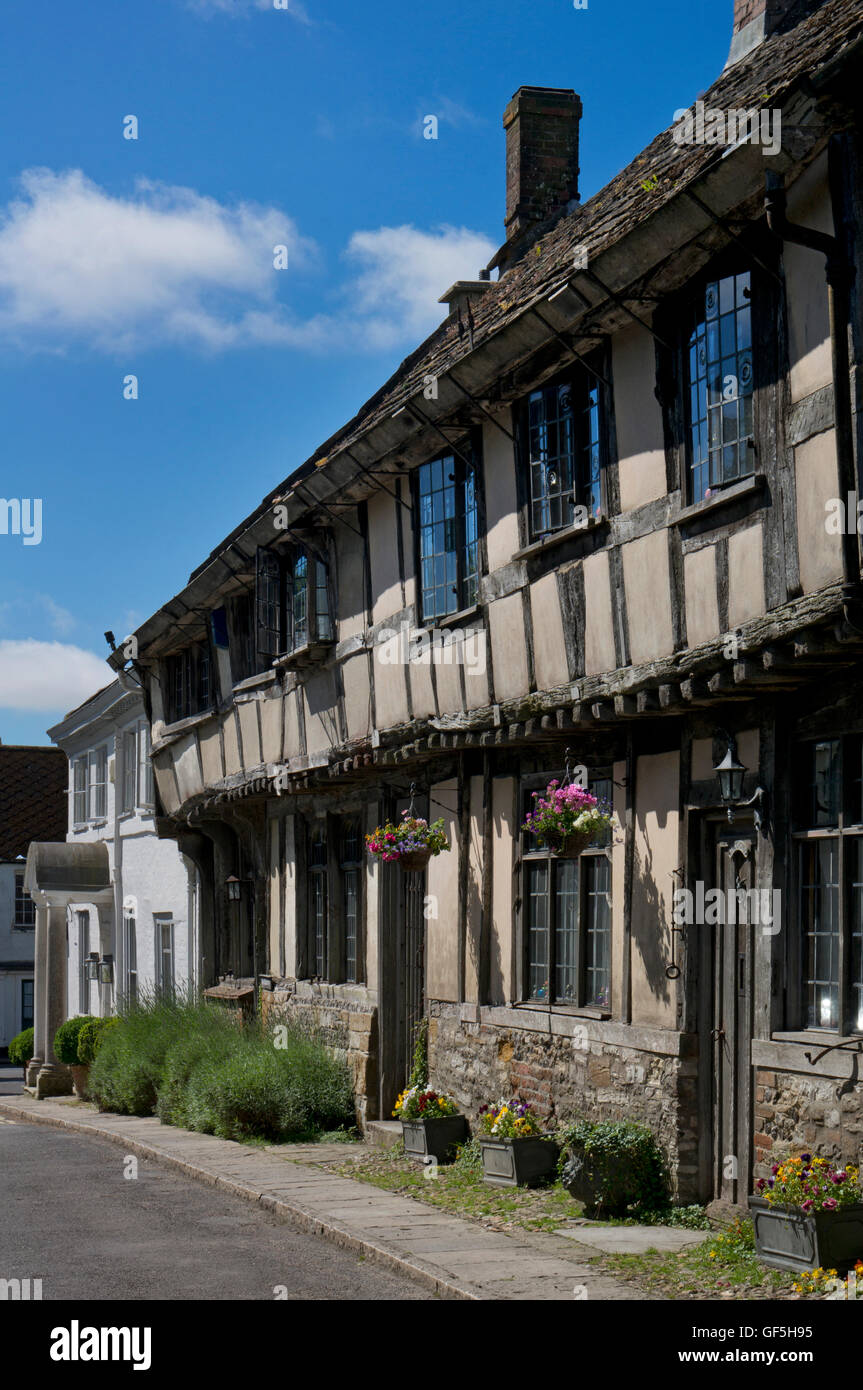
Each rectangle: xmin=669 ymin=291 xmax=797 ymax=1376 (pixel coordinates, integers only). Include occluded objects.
xmin=558 ymin=1119 xmax=669 ymax=1217
xmin=750 ymin=1153 xmax=863 ymax=1274
xmin=522 ymin=781 xmax=618 ymax=857
xmin=394 ymin=1086 xmax=467 ymax=1163
xmin=477 ymin=1100 xmax=558 ymax=1187
xmin=54 ymin=1015 xmax=97 ymax=1098
xmin=366 ymin=809 xmax=450 ymax=873
xmin=76 ymin=1016 xmax=118 ymax=1098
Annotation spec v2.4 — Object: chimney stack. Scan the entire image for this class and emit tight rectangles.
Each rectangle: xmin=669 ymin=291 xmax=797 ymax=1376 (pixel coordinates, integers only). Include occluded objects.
xmin=726 ymin=0 xmax=825 ymax=68
xmin=503 ymin=87 xmax=582 ymax=247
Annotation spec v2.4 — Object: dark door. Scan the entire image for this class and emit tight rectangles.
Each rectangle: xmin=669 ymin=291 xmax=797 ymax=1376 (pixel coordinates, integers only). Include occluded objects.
xmin=710 ymin=824 xmax=756 ymax=1208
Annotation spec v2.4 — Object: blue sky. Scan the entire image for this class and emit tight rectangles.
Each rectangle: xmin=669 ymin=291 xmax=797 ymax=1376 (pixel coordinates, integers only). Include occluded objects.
xmin=0 ymin=0 xmax=730 ymax=745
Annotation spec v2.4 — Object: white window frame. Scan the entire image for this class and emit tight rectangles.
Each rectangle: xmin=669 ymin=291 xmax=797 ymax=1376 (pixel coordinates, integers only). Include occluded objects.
xmin=154 ymin=915 xmax=174 ymax=996
xmin=13 ymin=871 xmax=35 ymax=929
xmin=121 ymin=728 xmax=137 ymax=815
xmin=87 ymin=746 xmax=108 ymax=822
xmin=72 ymin=755 xmax=88 ymax=827
xmin=137 ymin=721 xmax=154 ymax=810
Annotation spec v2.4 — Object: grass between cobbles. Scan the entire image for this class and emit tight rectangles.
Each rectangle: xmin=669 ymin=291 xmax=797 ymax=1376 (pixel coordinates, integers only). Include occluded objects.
xmin=315 ymin=1146 xmax=808 ymax=1299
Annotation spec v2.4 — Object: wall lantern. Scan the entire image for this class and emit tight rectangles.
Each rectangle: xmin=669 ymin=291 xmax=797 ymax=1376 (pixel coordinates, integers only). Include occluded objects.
xmin=86 ymin=952 xmax=100 ymax=981
xmin=713 ymin=735 xmax=766 ymax=834
xmin=99 ymin=955 xmax=114 ymax=985
xmin=225 ymin=875 xmax=242 ymax=902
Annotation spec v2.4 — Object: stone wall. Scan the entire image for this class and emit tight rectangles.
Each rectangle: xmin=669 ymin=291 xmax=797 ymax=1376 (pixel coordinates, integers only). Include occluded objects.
xmin=753 ymin=1066 xmax=863 ymax=1179
xmin=262 ymin=979 xmax=379 ymax=1128
xmin=428 ymin=1004 xmax=700 ymax=1201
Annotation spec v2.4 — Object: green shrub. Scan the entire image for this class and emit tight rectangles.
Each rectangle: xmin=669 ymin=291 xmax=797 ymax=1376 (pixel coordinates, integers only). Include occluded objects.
xmin=77 ymin=1016 xmax=120 ymax=1065
xmin=183 ymin=1018 xmax=355 ymax=1143
xmin=8 ymin=1026 xmax=34 ymax=1068
xmin=89 ymin=990 xmax=204 ymax=1115
xmin=89 ymin=990 xmax=355 ymax=1141
xmin=558 ymin=1118 xmax=670 ymax=1217
xmin=156 ymin=1014 xmax=239 ymax=1128
xmin=54 ymin=1015 xmax=96 ymax=1065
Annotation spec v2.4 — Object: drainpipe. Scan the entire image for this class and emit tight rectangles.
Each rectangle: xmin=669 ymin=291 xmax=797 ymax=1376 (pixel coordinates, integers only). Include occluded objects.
xmin=764 ymin=168 xmax=861 ymax=624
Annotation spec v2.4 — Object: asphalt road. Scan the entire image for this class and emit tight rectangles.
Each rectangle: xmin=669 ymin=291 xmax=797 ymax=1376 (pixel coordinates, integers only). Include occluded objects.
xmin=0 ymin=1079 xmax=431 ymax=1301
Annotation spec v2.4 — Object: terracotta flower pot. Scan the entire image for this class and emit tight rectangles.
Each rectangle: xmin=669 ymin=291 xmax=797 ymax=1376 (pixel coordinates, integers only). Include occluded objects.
xmin=70 ymin=1064 xmax=90 ymax=1100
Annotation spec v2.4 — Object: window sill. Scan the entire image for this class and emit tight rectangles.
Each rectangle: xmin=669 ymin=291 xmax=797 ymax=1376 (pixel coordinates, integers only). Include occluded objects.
xmin=272 ymin=640 xmax=336 ymax=672
xmin=513 ymin=515 xmax=608 ymax=563
xmin=513 ymin=1001 xmax=611 ymax=1021
xmin=159 ymin=707 xmax=217 ymax=739
xmin=674 ymin=472 xmax=766 ymax=526
xmin=431 ymin=603 xmax=482 ymax=630
xmin=233 ymin=671 xmax=277 ymax=694
xmin=771 ymin=1030 xmax=863 ymax=1046
xmin=11 ymin=924 xmax=35 ymax=932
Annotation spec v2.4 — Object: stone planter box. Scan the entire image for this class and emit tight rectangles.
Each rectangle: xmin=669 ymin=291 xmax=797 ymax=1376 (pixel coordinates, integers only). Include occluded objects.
xmin=750 ymin=1197 xmax=863 ymax=1274
xmin=70 ymin=1064 xmax=90 ymax=1100
xmin=402 ymin=1115 xmax=467 ymax=1164
xmin=479 ymin=1136 xmax=558 ymax=1188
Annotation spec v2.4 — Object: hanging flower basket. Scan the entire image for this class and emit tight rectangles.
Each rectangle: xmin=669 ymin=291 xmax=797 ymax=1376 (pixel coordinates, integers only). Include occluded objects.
xmin=366 ymin=810 xmax=450 ymax=873
xmin=522 ymin=779 xmax=619 ymax=855
xmin=396 ymin=849 xmax=433 ymax=872
xmin=553 ymin=828 xmax=599 ymax=859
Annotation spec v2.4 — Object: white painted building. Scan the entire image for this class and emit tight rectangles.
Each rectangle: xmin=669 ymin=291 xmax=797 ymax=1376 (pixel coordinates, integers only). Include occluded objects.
xmin=47 ymin=680 xmax=199 ymax=1016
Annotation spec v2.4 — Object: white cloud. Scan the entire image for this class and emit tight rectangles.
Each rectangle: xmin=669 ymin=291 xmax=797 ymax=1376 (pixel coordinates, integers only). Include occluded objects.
xmin=0 ymin=169 xmax=315 ymax=352
xmin=342 ymin=224 xmax=497 ymax=349
xmin=0 ymin=640 xmax=110 ymax=712
xmin=0 ymin=169 xmax=496 ymax=354
xmin=185 ymin=0 xmax=312 ymax=20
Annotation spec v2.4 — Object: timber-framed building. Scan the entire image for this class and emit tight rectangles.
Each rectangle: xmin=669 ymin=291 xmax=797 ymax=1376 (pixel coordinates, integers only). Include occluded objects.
xmin=121 ymin=0 xmax=863 ymax=1207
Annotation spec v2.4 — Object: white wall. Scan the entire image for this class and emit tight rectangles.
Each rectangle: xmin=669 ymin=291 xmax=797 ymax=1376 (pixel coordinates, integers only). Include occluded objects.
xmin=56 ymin=692 xmax=197 ymax=1017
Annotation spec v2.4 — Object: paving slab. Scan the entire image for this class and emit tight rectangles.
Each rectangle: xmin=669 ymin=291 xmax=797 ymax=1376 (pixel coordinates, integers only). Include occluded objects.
xmin=0 ymin=1093 xmax=652 ymax=1301
xmin=554 ymin=1223 xmax=707 ymax=1253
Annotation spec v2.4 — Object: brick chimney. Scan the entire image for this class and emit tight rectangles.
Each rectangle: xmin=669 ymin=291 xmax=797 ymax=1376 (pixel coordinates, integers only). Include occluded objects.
xmin=726 ymin=0 xmax=826 ymax=68
xmin=503 ymin=87 xmax=582 ymax=245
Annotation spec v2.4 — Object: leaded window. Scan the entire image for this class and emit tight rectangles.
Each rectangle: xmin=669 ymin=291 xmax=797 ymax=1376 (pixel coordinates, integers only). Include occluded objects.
xmin=687 ymin=269 xmax=754 ymax=502
xmin=165 ymin=644 xmax=212 ymax=722
xmin=416 ymin=451 xmax=480 ymax=622
xmin=794 ymin=737 xmax=863 ymax=1034
xmin=524 ymin=367 xmax=603 ymax=542
xmin=522 ymin=775 xmax=612 ymax=1007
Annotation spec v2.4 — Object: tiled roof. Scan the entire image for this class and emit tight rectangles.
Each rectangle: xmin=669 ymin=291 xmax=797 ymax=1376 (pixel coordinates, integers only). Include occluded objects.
xmin=0 ymin=746 xmax=68 ymax=861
